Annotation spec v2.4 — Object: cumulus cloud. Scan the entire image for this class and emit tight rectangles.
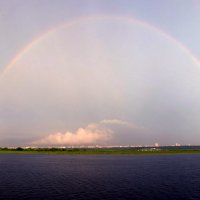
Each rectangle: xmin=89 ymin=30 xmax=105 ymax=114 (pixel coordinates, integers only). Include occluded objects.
xmin=32 ymin=122 xmax=113 ymax=146
xmin=32 ymin=119 xmax=145 ymax=146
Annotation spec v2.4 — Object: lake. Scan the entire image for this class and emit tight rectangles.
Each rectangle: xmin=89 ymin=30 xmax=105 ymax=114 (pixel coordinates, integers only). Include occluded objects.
xmin=0 ymin=154 xmax=200 ymax=200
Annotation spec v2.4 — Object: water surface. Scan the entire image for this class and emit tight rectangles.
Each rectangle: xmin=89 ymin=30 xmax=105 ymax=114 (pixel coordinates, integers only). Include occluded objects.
xmin=0 ymin=154 xmax=200 ymax=200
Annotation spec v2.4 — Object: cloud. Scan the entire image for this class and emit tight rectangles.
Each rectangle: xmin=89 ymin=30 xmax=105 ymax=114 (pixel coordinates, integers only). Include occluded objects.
xmin=32 ymin=123 xmax=113 ymax=146
xmin=32 ymin=119 xmax=145 ymax=146
xmin=100 ymin=119 xmax=138 ymax=129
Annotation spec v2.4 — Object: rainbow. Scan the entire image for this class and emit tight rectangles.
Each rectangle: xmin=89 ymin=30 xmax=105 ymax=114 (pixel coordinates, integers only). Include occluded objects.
xmin=1 ymin=14 xmax=200 ymax=79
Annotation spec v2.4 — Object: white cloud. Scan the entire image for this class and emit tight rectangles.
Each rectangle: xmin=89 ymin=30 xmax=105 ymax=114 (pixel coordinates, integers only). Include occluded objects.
xmin=32 ymin=119 xmax=145 ymax=146
xmin=32 ymin=123 xmax=113 ymax=146
xmin=100 ymin=119 xmax=140 ymax=129
xmin=100 ymin=119 xmax=128 ymax=125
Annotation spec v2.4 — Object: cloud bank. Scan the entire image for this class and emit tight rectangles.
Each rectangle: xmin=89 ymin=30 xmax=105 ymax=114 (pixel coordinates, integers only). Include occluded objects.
xmin=32 ymin=122 xmax=113 ymax=146
xmin=32 ymin=119 xmax=146 ymax=146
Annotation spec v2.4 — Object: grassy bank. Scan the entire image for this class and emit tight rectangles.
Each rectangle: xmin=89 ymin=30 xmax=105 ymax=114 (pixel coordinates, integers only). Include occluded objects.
xmin=1 ymin=147 xmax=200 ymax=155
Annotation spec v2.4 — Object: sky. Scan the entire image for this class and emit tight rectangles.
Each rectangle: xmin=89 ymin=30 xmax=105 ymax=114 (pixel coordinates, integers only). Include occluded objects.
xmin=1 ymin=0 xmax=200 ymax=146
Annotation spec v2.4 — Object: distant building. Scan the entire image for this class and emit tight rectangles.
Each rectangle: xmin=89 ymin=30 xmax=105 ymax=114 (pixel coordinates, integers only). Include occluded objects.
xmin=175 ymin=143 xmax=181 ymax=146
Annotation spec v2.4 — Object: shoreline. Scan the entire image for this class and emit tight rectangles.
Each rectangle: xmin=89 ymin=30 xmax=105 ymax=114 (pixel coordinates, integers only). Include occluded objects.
xmin=1 ymin=150 xmax=200 ymax=155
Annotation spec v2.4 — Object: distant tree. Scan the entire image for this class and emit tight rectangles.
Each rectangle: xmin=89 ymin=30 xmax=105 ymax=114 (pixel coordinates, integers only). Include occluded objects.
xmin=16 ymin=147 xmax=23 ymax=151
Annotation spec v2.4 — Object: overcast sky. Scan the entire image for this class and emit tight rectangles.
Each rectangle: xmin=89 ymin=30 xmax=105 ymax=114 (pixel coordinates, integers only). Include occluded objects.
xmin=1 ymin=0 xmax=200 ymax=146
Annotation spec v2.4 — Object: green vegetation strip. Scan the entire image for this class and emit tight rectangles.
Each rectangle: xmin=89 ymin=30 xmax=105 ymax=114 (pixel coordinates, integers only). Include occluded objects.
xmin=1 ymin=148 xmax=200 ymax=155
